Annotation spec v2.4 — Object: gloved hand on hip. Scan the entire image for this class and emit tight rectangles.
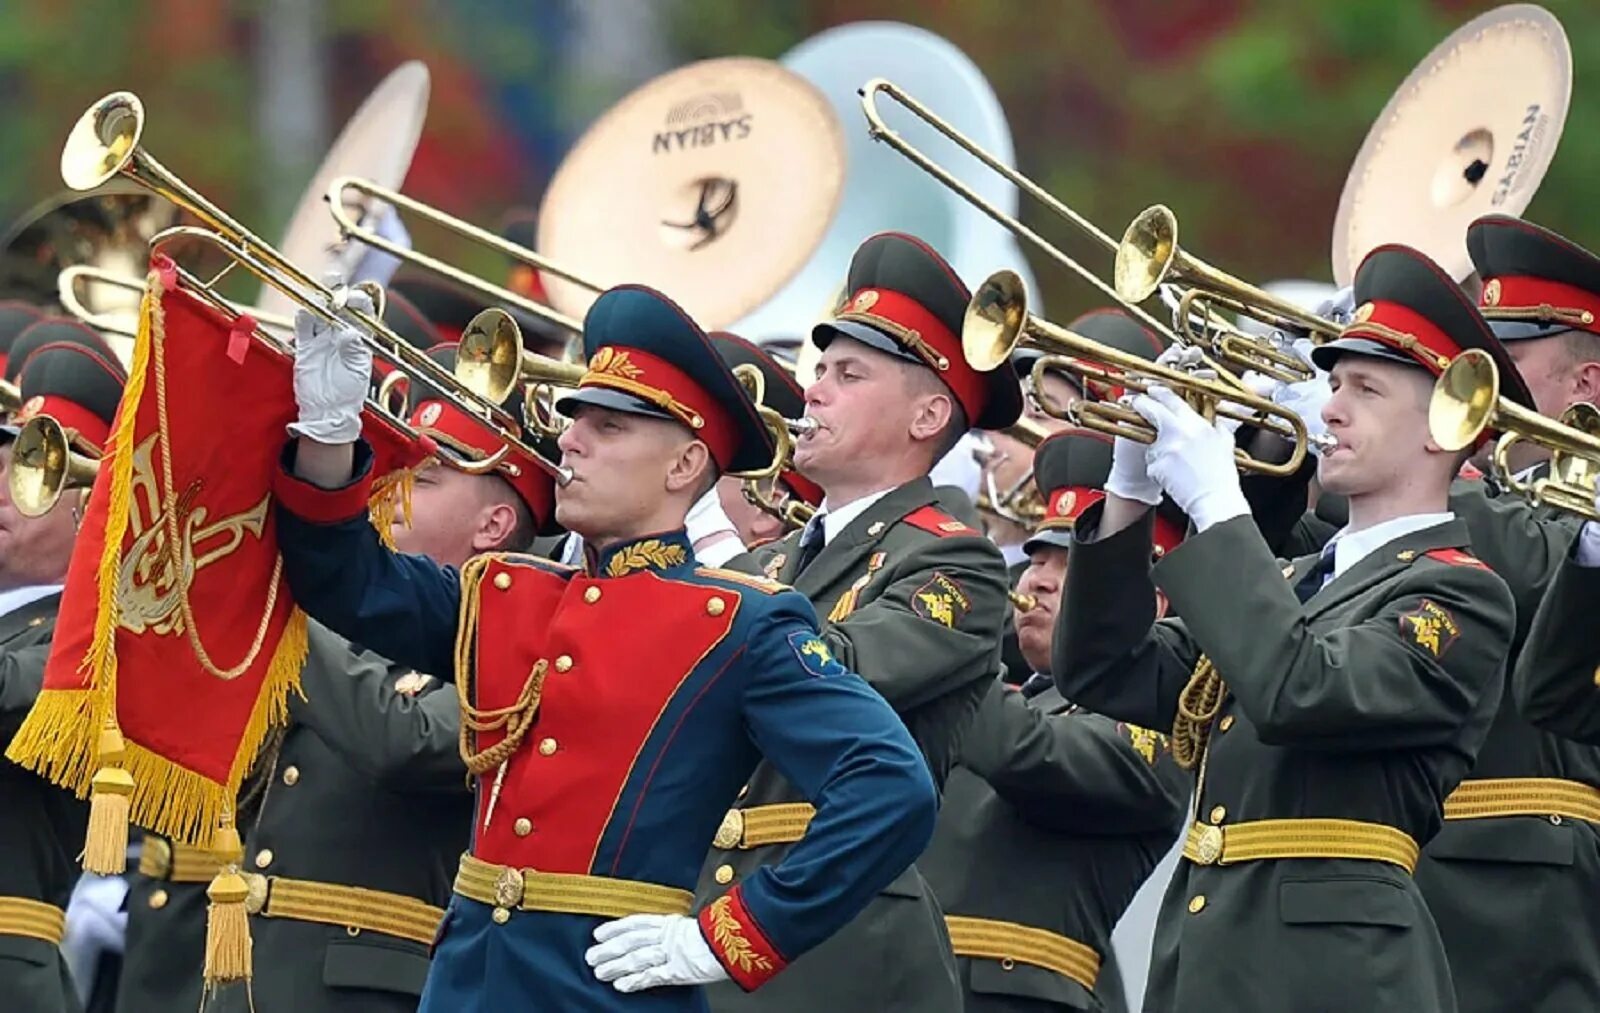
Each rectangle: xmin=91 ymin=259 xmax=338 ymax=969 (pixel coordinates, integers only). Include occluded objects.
xmin=1132 ymin=385 xmax=1249 ymax=532
xmin=586 ymin=913 xmax=731 ymax=992
xmin=288 ymin=287 xmax=374 ymax=445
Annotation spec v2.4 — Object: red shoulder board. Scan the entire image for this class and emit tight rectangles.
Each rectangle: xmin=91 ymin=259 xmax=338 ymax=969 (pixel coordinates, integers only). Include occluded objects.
xmin=904 ymin=505 xmax=979 ymax=538
xmin=1423 ymin=548 xmax=1490 ymax=571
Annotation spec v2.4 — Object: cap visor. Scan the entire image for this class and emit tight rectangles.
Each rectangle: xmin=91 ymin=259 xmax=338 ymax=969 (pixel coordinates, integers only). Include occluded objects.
xmin=554 ymin=387 xmax=673 ymax=421
xmin=811 ymin=319 xmax=922 ymax=364
xmin=1487 ymin=319 xmax=1572 ymax=343
xmin=1310 ymin=336 xmax=1420 ymax=372
xmin=1022 ymin=527 xmax=1074 ymax=555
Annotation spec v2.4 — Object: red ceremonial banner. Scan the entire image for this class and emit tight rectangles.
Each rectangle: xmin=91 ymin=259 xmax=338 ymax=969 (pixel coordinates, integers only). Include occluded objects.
xmin=4 ymin=258 xmax=430 ymax=852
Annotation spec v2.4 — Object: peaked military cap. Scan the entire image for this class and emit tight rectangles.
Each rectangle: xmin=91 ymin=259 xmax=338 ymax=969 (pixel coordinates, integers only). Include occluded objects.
xmin=1013 ymin=307 xmax=1166 ymax=401
xmin=1468 ymin=214 xmax=1600 ymax=342
xmin=10 ymin=339 xmax=127 ymax=453
xmin=708 ymin=330 xmax=823 ymax=509
xmin=557 ymin=285 xmax=774 ymax=474
xmin=0 ymin=301 xmax=45 ymax=375
xmin=1024 ymin=427 xmax=1187 ymax=557
xmin=1312 ymin=244 xmax=1534 ymax=411
xmin=5 ymin=317 xmax=122 ymax=385
xmin=406 ymin=342 xmax=562 ymax=535
xmin=813 ymin=232 xmax=1023 ymax=431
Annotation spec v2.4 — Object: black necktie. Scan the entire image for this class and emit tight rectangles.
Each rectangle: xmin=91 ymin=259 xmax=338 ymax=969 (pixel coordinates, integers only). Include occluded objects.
xmin=793 ymin=513 xmax=827 ymax=576
xmin=1292 ymin=547 xmax=1336 ymax=603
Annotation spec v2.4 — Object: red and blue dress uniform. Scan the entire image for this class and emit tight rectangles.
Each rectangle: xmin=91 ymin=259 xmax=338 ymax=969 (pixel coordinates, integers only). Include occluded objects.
xmin=271 ymin=284 xmax=938 ymax=1011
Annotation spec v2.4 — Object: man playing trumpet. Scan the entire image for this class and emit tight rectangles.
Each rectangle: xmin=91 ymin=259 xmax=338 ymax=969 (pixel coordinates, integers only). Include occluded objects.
xmin=1054 ymin=245 xmax=1517 ymax=1012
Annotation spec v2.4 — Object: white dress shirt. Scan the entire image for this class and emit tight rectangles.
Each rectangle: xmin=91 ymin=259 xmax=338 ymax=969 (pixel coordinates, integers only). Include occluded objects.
xmin=0 ymin=584 xmax=62 ymax=619
xmin=816 ymin=489 xmax=896 ymax=547
xmin=1323 ymin=512 xmax=1455 ymax=583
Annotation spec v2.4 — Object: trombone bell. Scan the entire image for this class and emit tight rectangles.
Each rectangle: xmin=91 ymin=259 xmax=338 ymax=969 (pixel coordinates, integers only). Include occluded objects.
xmin=62 ymin=93 xmax=144 ymax=193
xmin=10 ymin=415 xmax=98 ymax=518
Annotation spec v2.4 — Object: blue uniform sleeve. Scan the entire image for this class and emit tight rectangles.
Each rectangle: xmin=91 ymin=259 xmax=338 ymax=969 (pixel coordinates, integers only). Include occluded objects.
xmin=273 ymin=440 xmax=460 ymax=679
xmin=694 ymin=591 xmax=937 ymax=990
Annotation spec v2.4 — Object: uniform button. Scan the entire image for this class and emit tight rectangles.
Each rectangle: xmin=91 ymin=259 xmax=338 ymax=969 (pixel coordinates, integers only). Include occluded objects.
xmin=706 ymin=596 xmax=726 ymax=617
xmin=538 ymin=738 xmax=558 ymax=756
xmin=282 ymin=766 xmax=299 ymax=786
xmin=1188 ymin=895 xmax=1206 ymax=914
xmin=148 ymin=889 xmax=169 ymax=910
xmin=514 ymin=818 xmax=533 ymax=837
xmin=583 ymin=586 xmax=602 ymax=604
xmin=1209 ymin=805 xmax=1227 ymax=825
xmin=714 ymin=864 xmax=735 ymax=885
xmin=254 ymin=849 xmax=274 ymax=869
xmin=492 ymin=907 xmax=511 ymax=925
xmin=1218 ymin=715 xmax=1235 ymax=733
xmin=554 ymin=655 xmax=573 ymax=673
xmin=493 ymin=572 xmax=512 ymax=591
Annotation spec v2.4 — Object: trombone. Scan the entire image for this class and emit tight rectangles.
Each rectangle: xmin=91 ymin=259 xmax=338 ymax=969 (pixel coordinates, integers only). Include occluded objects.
xmin=966 ymin=270 xmax=1324 ymax=478
xmin=9 ymin=414 xmax=98 ymax=517
xmin=859 ymin=79 xmax=1309 ymax=386
xmin=731 ymin=363 xmax=819 ymax=531
xmin=1430 ymin=349 xmax=1600 ymax=520
xmin=454 ymin=307 xmax=586 ymax=435
xmin=326 ymin=175 xmax=600 ymax=337
xmin=58 ymin=264 xmax=295 ymax=339
xmin=62 ymin=91 xmax=572 ymax=486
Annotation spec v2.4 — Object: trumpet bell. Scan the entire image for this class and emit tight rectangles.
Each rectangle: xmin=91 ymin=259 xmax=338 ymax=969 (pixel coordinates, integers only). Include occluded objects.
xmin=62 ymin=93 xmax=143 ymax=192
xmin=11 ymin=415 xmax=97 ymax=518
xmin=1114 ymin=205 xmax=1177 ymax=305
xmin=963 ymin=270 xmax=1028 ymax=372
xmin=1429 ymin=348 xmax=1501 ymax=453
xmin=457 ymin=308 xmax=526 ymax=405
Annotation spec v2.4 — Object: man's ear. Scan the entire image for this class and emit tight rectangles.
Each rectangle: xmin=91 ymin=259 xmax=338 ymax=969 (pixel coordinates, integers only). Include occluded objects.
xmin=908 ymin=391 xmax=954 ymax=444
xmin=1570 ymin=358 xmax=1600 ymax=407
xmin=665 ymin=439 xmax=713 ymax=495
xmin=472 ymin=499 xmax=520 ymax=552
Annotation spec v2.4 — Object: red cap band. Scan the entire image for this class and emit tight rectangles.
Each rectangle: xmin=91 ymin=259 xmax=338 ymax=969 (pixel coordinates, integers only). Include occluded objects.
xmin=408 ymin=398 xmax=554 ymax=525
xmin=577 ymin=346 xmax=738 ymax=469
xmin=1344 ymin=299 xmax=1463 ymax=375
xmin=1481 ymin=275 xmax=1600 ymax=335
xmin=835 ymin=287 xmax=988 ymax=423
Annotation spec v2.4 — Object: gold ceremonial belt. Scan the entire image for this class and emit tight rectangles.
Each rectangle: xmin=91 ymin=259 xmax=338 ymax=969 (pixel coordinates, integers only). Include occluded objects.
xmin=138 ymin=834 xmax=225 ymax=883
xmin=712 ymin=803 xmax=817 ymax=850
xmin=454 ymin=854 xmax=693 ymax=925
xmin=1183 ymin=818 xmax=1420 ymax=874
xmin=0 ymin=897 xmax=66 ymax=946
xmin=1444 ymin=777 xmax=1600 ymax=824
xmin=945 ymin=915 xmax=1100 ymax=992
xmin=242 ymin=874 xmax=444 ymax=946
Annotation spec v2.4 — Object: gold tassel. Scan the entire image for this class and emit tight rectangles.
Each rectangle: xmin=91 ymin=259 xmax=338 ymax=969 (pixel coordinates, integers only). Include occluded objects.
xmin=203 ymin=818 xmax=252 ymax=985
xmin=81 ymin=719 xmax=134 ymax=874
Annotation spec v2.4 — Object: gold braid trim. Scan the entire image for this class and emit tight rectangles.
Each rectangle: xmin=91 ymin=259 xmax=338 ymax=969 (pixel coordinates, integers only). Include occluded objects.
xmin=1171 ymin=655 xmax=1225 ymax=771
xmin=453 ymin=557 xmax=547 ymax=776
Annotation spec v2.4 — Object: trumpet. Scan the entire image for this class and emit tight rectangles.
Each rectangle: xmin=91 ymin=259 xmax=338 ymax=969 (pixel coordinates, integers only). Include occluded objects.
xmin=966 ymin=270 xmax=1324 ymax=478
xmin=9 ymin=414 xmax=98 ymax=517
xmin=731 ymin=363 xmax=819 ymax=530
xmin=58 ymin=264 xmax=295 ymax=340
xmin=1431 ymin=348 xmax=1600 ymax=519
xmin=454 ymin=308 xmax=586 ymax=437
xmin=1116 ymin=204 xmax=1341 ymax=361
xmin=860 ymin=79 xmax=1301 ymax=387
xmin=62 ymin=91 xmax=572 ymax=486
xmin=326 ymin=176 xmax=601 ymax=337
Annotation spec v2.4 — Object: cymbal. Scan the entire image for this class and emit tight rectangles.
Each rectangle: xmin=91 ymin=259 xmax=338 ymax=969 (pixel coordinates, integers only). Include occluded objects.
xmin=259 ymin=61 xmax=430 ymax=316
xmin=1332 ymin=4 xmax=1570 ymax=286
xmin=537 ymin=57 xmax=844 ymax=330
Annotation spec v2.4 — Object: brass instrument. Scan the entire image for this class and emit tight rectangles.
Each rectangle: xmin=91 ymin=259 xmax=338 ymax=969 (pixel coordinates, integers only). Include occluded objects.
xmin=58 ymin=264 xmax=295 ymax=340
xmin=0 ymin=379 xmax=21 ymax=415
xmin=9 ymin=414 xmax=98 ymax=517
xmin=1430 ymin=348 xmax=1600 ymax=519
xmin=1115 ymin=204 xmax=1342 ymax=364
xmin=731 ymin=363 xmax=818 ymax=530
xmin=327 ymin=175 xmax=600 ymax=337
xmin=976 ymin=416 xmax=1053 ymax=527
xmin=1008 ymin=590 xmax=1038 ymax=613
xmin=62 ymin=91 xmax=572 ymax=486
xmin=859 ymin=79 xmax=1307 ymax=387
xmin=966 ymin=270 xmax=1322 ymax=478
xmin=454 ymin=308 xmax=586 ymax=434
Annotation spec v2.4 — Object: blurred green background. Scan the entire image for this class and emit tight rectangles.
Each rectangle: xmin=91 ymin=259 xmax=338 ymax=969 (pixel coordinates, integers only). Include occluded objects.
xmin=2 ymin=0 xmax=1595 ymax=321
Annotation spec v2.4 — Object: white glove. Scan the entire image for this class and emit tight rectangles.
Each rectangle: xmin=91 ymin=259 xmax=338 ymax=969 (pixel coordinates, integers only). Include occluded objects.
xmin=1105 ymin=430 xmax=1162 ymax=506
xmin=686 ymin=486 xmax=744 ymax=566
xmin=1133 ymin=385 xmax=1249 ymax=532
xmin=1315 ymin=286 xmax=1357 ymax=326
xmin=1271 ymin=343 xmax=1334 ymax=451
xmin=586 ymin=913 xmax=730 ymax=993
xmin=1577 ymin=487 xmax=1600 ymax=566
xmin=288 ymin=289 xmax=374 ymax=445
xmin=346 ymin=200 xmax=410 ymax=290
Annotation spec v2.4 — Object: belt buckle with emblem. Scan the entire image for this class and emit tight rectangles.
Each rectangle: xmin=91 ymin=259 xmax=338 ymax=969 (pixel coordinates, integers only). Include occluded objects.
xmin=494 ymin=866 xmax=525 ymax=908
xmin=243 ymin=872 xmax=269 ymax=914
xmin=713 ymin=809 xmax=744 ymax=851
xmin=1193 ymin=824 xmax=1224 ymax=865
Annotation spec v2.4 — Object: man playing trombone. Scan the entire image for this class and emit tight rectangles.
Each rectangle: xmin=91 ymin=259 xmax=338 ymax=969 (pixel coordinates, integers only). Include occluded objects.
xmin=268 ymin=282 xmax=938 ymax=1011
xmin=1053 ymin=245 xmax=1516 ymax=1012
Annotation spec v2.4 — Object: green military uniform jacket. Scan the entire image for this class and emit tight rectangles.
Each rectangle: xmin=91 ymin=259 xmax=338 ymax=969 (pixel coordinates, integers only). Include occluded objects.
xmin=1516 ymin=540 xmax=1600 ymax=740
xmin=0 ymin=593 xmax=85 ymax=1013
xmin=920 ymin=677 xmax=1187 ymax=1012
xmin=1257 ymin=468 xmax=1600 ymax=1012
xmin=696 ymin=478 xmax=1009 ymax=1013
xmin=113 ymin=836 xmax=206 ymax=1013
xmin=210 ymin=622 xmax=469 ymax=1013
xmin=1055 ymin=511 xmax=1513 ymax=1013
